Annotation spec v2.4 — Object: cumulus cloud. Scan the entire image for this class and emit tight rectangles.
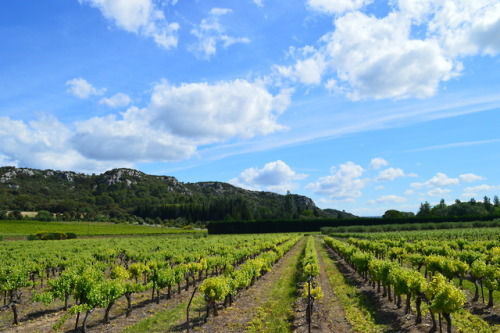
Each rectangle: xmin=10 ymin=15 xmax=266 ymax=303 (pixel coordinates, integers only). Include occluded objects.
xmin=72 ymin=107 xmax=197 ymax=161
xmin=326 ymin=12 xmax=455 ymax=99
xmin=411 ymin=172 xmax=483 ymax=189
xmin=74 ymin=79 xmax=288 ymax=162
xmin=80 ymin=0 xmax=179 ymax=49
xmin=0 ymin=115 xmax=129 ymax=173
xmin=275 ymin=52 xmax=326 ymax=85
xmin=1 ymin=78 xmax=289 ymax=172
xmin=99 ymin=93 xmax=132 ymax=107
xmin=411 ymin=172 xmax=459 ymax=189
xmin=284 ymin=0 xmax=500 ymax=100
xmin=459 ymin=173 xmax=485 ymax=183
xmin=376 ymin=167 xmax=417 ymax=182
xmin=66 ymin=78 xmax=106 ymax=99
xmin=149 ymin=79 xmax=288 ymax=141
xmin=423 ymin=1 xmax=500 ymax=57
xmin=368 ymin=195 xmax=407 ymax=204
xmin=427 ymin=188 xmax=452 ymax=197
xmin=306 ymin=161 xmax=366 ymax=201
xmin=229 ymin=160 xmax=307 ymax=193
xmin=462 ymin=184 xmax=500 ymax=198
xmin=190 ymin=8 xmax=250 ymax=59
xmin=369 ymin=157 xmax=389 ymax=170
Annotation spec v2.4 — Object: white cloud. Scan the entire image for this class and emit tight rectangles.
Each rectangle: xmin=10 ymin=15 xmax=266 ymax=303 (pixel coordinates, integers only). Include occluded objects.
xmin=307 ymin=0 xmax=372 ymax=14
xmin=1 ymin=78 xmax=289 ymax=172
xmin=368 ymin=195 xmax=407 ymax=204
xmin=73 ymin=79 xmax=289 ymax=162
xmin=424 ymin=1 xmax=500 ymax=57
xmin=322 ymin=12 xmax=455 ymax=100
xmin=72 ymin=106 xmax=197 ymax=162
xmin=229 ymin=160 xmax=307 ymax=193
xmin=99 ymin=93 xmax=132 ymax=107
xmin=306 ymin=162 xmax=366 ymax=201
xmin=461 ymin=184 xmax=500 ymax=198
xmin=66 ymin=78 xmax=106 ymax=99
xmin=411 ymin=172 xmax=459 ymax=189
xmin=376 ymin=167 xmax=416 ymax=182
xmin=149 ymin=79 xmax=288 ymax=141
xmin=0 ymin=115 xmax=128 ymax=173
xmin=252 ymin=0 xmax=263 ymax=7
xmin=459 ymin=173 xmax=485 ymax=183
xmin=369 ymin=157 xmax=389 ymax=170
xmin=427 ymin=188 xmax=452 ymax=197
xmin=411 ymin=172 xmax=484 ymax=189
xmin=282 ymin=1 xmax=500 ymax=100
xmin=210 ymin=8 xmax=232 ymax=15
xmin=275 ymin=52 xmax=326 ymax=85
xmin=190 ymin=8 xmax=250 ymax=59
xmin=80 ymin=0 xmax=179 ymax=49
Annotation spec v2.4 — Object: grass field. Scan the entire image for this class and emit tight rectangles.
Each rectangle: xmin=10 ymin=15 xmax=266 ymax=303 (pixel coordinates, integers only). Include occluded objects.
xmin=0 ymin=220 xmax=202 ymax=238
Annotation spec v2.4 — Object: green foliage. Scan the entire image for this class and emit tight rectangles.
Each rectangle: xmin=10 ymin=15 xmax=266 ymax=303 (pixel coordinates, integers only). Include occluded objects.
xmin=199 ymin=276 xmax=232 ymax=302
xmin=35 ymin=210 xmax=54 ymax=221
xmin=0 ymin=167 xmax=324 ymax=223
xmin=426 ymin=273 xmax=466 ymax=314
xmin=0 ymin=220 xmax=199 ymax=237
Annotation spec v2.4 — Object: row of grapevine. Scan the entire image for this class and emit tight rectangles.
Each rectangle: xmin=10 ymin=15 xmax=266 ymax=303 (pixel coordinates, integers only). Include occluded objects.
xmin=345 ymin=236 xmax=500 ymax=307
xmin=199 ymin=236 xmax=300 ymax=319
xmin=329 ymin=226 xmax=500 ymax=241
xmin=325 ymin=236 xmax=469 ymax=333
xmin=0 ymin=234 xmax=298 ymax=331
xmin=299 ymin=236 xmax=323 ymax=332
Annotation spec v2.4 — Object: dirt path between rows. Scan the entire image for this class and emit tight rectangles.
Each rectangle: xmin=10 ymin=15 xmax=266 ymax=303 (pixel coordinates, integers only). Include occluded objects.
xmin=293 ymin=237 xmax=351 ymax=333
xmin=185 ymin=237 xmax=306 ymax=333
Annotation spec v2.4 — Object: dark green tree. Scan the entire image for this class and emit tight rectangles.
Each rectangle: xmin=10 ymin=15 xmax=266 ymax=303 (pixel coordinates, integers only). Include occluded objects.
xmin=417 ymin=202 xmax=432 ymax=217
xmin=35 ymin=210 xmax=54 ymax=222
xmin=383 ymin=210 xmax=404 ymax=219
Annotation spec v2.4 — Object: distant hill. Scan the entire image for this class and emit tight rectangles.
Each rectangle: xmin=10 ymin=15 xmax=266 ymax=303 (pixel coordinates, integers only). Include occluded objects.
xmin=0 ymin=167 xmax=355 ymax=224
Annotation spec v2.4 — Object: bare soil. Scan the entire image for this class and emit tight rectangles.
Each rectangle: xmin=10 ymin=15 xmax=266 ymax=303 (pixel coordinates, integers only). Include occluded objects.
xmin=183 ymin=237 xmax=305 ymax=333
xmin=293 ymin=238 xmax=351 ymax=333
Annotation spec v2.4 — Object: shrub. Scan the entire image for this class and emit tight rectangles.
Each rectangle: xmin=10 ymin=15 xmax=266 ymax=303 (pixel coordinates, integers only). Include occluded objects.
xmin=29 ymin=231 xmax=76 ymax=241
xmin=66 ymin=232 xmax=77 ymax=239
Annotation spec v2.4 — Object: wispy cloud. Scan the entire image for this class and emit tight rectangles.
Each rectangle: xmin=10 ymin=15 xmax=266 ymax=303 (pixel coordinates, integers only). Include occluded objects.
xmin=406 ymin=138 xmax=500 ymax=152
xmin=66 ymin=78 xmax=106 ymax=99
xmin=189 ymin=8 xmax=250 ymax=59
xmin=80 ymin=0 xmax=179 ymax=49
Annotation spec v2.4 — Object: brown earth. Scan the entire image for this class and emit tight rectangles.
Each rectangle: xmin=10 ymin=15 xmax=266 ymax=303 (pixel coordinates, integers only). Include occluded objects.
xmin=293 ymin=237 xmax=351 ymax=333
xmin=183 ymin=237 xmax=306 ymax=333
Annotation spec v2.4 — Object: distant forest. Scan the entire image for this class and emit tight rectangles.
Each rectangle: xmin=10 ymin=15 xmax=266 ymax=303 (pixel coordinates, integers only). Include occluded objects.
xmin=383 ymin=196 xmax=500 ymax=219
xmin=0 ymin=167 xmax=353 ymax=227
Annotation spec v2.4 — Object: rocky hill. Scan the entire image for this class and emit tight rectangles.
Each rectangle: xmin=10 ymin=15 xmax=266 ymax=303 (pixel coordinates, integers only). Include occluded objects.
xmin=0 ymin=166 xmax=354 ymax=223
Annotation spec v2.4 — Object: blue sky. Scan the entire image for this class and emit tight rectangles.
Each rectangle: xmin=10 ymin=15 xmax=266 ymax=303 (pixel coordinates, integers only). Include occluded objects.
xmin=1 ymin=0 xmax=500 ymax=216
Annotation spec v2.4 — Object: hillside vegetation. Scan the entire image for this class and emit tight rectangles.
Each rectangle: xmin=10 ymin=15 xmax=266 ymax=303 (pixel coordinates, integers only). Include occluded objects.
xmin=0 ymin=167 xmax=354 ymax=226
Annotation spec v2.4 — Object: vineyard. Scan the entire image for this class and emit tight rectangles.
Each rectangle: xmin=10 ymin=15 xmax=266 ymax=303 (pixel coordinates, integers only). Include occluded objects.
xmin=0 ymin=227 xmax=499 ymax=332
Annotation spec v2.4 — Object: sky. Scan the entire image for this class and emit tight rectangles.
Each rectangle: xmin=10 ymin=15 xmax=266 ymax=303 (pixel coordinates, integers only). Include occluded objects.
xmin=1 ymin=0 xmax=500 ymax=216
